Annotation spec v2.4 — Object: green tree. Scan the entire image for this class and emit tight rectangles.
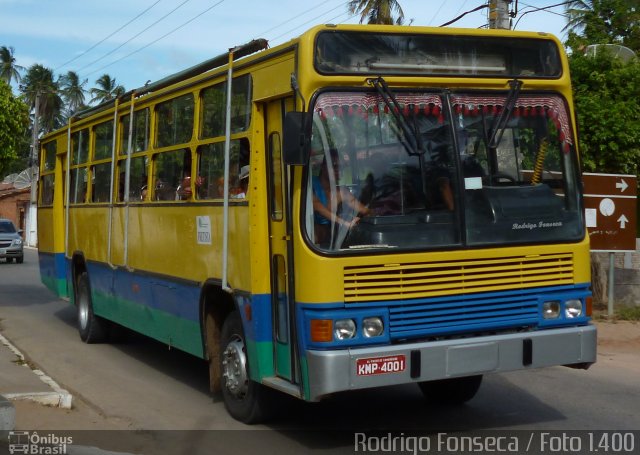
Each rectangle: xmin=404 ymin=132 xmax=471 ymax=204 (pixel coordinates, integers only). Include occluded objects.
xmin=90 ymin=74 xmax=125 ymax=104
xmin=0 ymin=80 xmax=29 ymax=176
xmin=59 ymin=70 xmax=88 ymax=116
xmin=348 ymin=0 xmax=405 ymax=25
xmin=564 ymin=0 xmax=640 ymax=53
xmin=569 ymin=51 xmax=640 ymax=176
xmin=0 ymin=46 xmax=25 ymax=85
xmin=20 ymin=64 xmax=63 ymax=133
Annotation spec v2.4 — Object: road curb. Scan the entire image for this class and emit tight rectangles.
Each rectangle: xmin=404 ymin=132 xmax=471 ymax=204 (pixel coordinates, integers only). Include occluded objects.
xmin=0 ymin=394 xmax=15 ymax=433
xmin=0 ymin=333 xmax=73 ymax=409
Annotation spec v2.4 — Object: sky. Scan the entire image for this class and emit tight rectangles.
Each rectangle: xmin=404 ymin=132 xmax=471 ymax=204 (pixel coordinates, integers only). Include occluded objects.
xmin=2 ymin=0 xmax=571 ymax=94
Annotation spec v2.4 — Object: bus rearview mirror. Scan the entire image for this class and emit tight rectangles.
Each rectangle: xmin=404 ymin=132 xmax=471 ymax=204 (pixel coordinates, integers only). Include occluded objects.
xmin=283 ymin=112 xmax=307 ymax=166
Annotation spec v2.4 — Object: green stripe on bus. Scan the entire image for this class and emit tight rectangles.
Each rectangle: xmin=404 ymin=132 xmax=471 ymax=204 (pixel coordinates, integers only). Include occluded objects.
xmin=92 ymin=291 xmax=204 ymax=358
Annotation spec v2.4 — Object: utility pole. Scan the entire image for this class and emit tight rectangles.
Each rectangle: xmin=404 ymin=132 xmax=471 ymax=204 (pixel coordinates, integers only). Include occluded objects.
xmin=488 ymin=0 xmax=511 ymax=30
xmin=27 ymin=91 xmax=40 ymax=247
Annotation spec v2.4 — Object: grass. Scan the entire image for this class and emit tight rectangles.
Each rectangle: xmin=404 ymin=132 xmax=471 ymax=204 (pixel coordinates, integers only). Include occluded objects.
xmin=616 ymin=306 xmax=640 ymax=321
xmin=592 ymin=304 xmax=640 ymax=321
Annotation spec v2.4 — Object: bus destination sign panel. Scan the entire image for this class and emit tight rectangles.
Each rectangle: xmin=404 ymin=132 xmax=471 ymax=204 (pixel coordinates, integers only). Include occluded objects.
xmin=583 ymin=173 xmax=638 ymax=252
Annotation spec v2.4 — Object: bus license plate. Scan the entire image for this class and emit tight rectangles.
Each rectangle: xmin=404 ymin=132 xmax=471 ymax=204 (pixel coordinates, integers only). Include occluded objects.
xmin=356 ymin=355 xmax=406 ymax=376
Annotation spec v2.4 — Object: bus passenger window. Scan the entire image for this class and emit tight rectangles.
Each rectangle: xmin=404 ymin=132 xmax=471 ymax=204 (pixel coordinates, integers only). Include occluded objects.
xmin=91 ymin=163 xmax=111 ymax=203
xmin=196 ymin=138 xmax=249 ymax=200
xmin=153 ymin=149 xmax=189 ymax=201
xmin=70 ymin=168 xmax=88 ymax=204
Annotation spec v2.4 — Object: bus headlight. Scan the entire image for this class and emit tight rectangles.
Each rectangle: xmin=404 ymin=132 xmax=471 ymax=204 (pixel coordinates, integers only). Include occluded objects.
xmin=363 ymin=317 xmax=384 ymax=338
xmin=542 ymin=301 xmax=560 ymax=319
xmin=565 ymin=299 xmax=583 ymax=318
xmin=334 ymin=319 xmax=356 ymax=340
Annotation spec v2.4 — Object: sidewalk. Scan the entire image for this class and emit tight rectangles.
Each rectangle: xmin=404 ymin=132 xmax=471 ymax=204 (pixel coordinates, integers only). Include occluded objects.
xmin=0 ymin=332 xmax=72 ymax=432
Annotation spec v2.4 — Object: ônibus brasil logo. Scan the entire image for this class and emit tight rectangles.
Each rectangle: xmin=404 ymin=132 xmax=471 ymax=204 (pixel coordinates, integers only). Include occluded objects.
xmin=7 ymin=431 xmax=72 ymax=454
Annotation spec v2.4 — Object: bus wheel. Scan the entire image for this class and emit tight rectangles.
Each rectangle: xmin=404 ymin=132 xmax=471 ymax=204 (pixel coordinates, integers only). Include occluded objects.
xmin=418 ymin=375 xmax=483 ymax=405
xmin=76 ymin=272 xmax=107 ymax=343
xmin=220 ymin=311 xmax=269 ymax=424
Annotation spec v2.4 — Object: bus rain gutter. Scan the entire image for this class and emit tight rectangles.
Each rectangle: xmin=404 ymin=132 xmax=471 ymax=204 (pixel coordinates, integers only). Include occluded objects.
xmin=64 ymin=124 xmax=72 ymax=259
xmin=221 ymin=47 xmax=235 ymax=292
xmin=107 ymin=99 xmax=120 ymax=269
xmin=123 ymin=94 xmax=135 ymax=269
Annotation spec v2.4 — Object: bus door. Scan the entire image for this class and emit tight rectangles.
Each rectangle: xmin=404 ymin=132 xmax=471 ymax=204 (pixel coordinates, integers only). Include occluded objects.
xmin=265 ymin=99 xmax=297 ymax=383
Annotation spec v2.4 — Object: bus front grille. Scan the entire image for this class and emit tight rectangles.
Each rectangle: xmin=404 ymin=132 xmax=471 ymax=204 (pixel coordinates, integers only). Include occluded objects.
xmin=387 ymin=291 xmax=539 ymax=339
xmin=343 ymin=253 xmax=574 ymax=303
xmin=344 ymin=253 xmax=574 ymax=339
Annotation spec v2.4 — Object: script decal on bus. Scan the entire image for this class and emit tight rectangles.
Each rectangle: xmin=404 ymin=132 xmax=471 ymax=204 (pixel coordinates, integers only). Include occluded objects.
xmin=356 ymin=355 xmax=406 ymax=376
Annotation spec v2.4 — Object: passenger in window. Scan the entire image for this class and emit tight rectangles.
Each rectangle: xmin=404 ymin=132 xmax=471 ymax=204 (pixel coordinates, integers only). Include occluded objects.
xmin=232 ymin=165 xmax=250 ymax=199
xmin=312 ymin=149 xmax=369 ymax=244
xmin=176 ymin=173 xmax=204 ymax=200
xmin=154 ymin=176 xmax=172 ymax=201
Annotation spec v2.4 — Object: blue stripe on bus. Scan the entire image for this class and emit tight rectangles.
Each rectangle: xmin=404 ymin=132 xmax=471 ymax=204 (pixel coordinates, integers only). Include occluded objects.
xmin=70 ymin=262 xmax=276 ymax=344
xmin=38 ymin=251 xmax=67 ymax=279
xmin=295 ymin=283 xmax=592 ymax=349
xmin=38 ymin=252 xmax=68 ymax=297
xmin=85 ymin=262 xmax=201 ymax=323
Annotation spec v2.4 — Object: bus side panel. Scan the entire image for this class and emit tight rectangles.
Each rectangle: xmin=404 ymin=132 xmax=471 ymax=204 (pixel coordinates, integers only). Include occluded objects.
xmin=86 ymin=261 xmax=205 ymax=358
xmin=68 ymin=207 xmax=109 ymax=262
xmin=109 ymin=206 xmax=125 ymax=266
xmin=238 ymin=293 xmax=276 ymax=381
xmin=38 ymin=251 xmax=68 ymax=298
xmin=37 ymin=207 xmax=68 ymax=297
xmin=124 ymin=205 xmax=251 ymax=287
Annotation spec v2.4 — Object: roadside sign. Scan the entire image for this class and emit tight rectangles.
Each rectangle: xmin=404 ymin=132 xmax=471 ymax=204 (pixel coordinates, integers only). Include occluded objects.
xmin=583 ymin=172 xmax=637 ymax=252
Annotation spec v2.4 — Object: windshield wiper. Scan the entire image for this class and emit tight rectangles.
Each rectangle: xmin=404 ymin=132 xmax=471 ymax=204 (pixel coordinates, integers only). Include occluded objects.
xmin=487 ymin=79 xmax=523 ymax=149
xmin=368 ymin=77 xmax=424 ymax=156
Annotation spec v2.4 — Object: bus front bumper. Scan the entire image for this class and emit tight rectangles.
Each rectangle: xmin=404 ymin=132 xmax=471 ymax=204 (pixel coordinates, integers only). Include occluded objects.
xmin=305 ymin=325 xmax=596 ymax=401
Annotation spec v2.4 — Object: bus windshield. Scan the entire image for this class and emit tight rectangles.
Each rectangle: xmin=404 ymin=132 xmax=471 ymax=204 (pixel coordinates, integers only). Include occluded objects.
xmin=304 ymin=90 xmax=584 ymax=253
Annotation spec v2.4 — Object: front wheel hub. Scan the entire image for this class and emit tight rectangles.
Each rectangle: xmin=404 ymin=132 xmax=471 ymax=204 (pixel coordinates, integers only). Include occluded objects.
xmin=222 ymin=337 xmax=248 ymax=398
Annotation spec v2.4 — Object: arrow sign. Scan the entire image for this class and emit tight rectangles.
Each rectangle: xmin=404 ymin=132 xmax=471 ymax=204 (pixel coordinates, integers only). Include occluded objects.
xmin=616 ymin=179 xmax=628 ymax=193
xmin=618 ymin=214 xmax=629 ymax=228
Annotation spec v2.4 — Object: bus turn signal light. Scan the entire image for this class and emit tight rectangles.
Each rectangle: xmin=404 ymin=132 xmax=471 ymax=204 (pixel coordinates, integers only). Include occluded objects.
xmin=311 ymin=319 xmax=333 ymax=342
xmin=586 ymin=296 xmax=593 ymax=317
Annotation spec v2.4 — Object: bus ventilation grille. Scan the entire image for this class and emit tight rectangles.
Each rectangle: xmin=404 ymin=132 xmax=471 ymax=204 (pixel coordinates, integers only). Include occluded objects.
xmin=343 ymin=253 xmax=574 ymax=304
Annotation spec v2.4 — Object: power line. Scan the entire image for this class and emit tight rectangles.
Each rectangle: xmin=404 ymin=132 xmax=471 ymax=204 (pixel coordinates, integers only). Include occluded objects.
xmin=55 ymin=0 xmax=163 ymax=72
xmin=76 ymin=0 xmax=193 ymax=74
xmin=428 ymin=0 xmax=447 ymax=26
xmin=268 ymin=2 xmax=352 ymax=42
xmin=254 ymin=1 xmax=344 ymax=40
xmin=513 ymin=1 xmax=572 ymax=30
xmin=86 ymin=0 xmax=228 ymax=78
xmin=440 ymin=3 xmax=488 ymax=27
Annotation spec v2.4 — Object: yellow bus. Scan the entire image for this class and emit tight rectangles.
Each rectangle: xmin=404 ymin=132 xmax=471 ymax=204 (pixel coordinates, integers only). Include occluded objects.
xmin=38 ymin=24 xmax=596 ymax=423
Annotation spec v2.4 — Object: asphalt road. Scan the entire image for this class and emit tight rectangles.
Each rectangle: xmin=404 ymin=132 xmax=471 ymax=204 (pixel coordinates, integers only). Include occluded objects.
xmin=1 ymin=249 xmax=639 ymax=454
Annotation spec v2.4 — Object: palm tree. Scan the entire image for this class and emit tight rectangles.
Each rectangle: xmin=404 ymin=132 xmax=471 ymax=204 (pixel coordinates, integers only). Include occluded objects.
xmin=20 ymin=64 xmax=63 ymax=133
xmin=89 ymin=74 xmax=125 ymax=104
xmin=0 ymin=46 xmax=25 ymax=85
xmin=348 ymin=0 xmax=405 ymax=25
xmin=59 ymin=71 xmax=88 ymax=116
xmin=563 ymin=0 xmax=638 ymax=49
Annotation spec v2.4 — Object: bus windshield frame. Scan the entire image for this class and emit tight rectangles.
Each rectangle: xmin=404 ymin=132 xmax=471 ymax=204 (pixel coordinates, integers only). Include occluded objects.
xmin=303 ymin=88 xmax=584 ymax=254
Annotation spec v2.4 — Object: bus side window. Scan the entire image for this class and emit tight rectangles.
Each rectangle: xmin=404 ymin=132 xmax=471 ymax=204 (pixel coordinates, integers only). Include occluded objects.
xmin=196 ymin=138 xmax=249 ymax=200
xmin=153 ymin=149 xmax=189 ymax=201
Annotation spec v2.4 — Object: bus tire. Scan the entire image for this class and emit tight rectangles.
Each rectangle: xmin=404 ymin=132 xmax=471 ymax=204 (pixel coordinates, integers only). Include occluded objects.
xmin=418 ymin=375 xmax=483 ymax=405
xmin=76 ymin=272 xmax=108 ymax=343
xmin=220 ymin=311 xmax=269 ymax=424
